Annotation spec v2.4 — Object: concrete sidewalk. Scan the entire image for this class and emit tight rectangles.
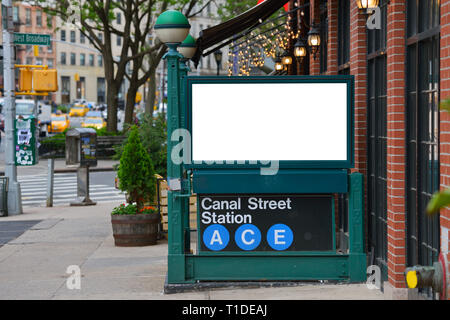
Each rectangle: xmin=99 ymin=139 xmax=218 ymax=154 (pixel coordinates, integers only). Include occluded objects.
xmin=0 ymin=202 xmax=385 ymax=300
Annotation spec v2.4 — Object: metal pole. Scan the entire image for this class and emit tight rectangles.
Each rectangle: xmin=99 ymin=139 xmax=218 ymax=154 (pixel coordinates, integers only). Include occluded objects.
xmin=46 ymin=158 xmax=54 ymax=207
xmin=2 ymin=0 xmax=22 ymax=215
xmin=166 ymin=44 xmax=186 ymax=283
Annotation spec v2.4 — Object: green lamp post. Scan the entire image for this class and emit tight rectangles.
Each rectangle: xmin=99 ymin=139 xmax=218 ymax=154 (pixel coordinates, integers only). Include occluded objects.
xmin=154 ymin=10 xmax=191 ymax=283
xmin=178 ymin=34 xmax=196 ymax=253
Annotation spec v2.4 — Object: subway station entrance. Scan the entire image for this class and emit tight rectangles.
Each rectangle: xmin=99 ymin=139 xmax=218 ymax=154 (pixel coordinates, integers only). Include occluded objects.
xmin=164 ymin=75 xmax=366 ymax=289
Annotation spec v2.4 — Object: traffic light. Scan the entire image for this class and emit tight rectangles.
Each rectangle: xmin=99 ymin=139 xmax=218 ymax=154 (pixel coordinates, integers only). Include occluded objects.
xmin=33 ymin=45 xmax=39 ymax=57
xmin=33 ymin=69 xmax=58 ymax=92
xmin=19 ymin=68 xmax=33 ymax=92
xmin=74 ymin=73 xmax=80 ymax=82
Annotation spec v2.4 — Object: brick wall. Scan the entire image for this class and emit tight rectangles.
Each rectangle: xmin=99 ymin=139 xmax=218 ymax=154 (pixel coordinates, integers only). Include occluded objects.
xmin=349 ymin=3 xmax=367 ymax=176
xmin=440 ymin=0 xmax=450 ymax=300
xmin=326 ymin=0 xmax=338 ymax=75
xmin=309 ymin=0 xmax=320 ymax=75
xmin=386 ymin=0 xmax=407 ymax=289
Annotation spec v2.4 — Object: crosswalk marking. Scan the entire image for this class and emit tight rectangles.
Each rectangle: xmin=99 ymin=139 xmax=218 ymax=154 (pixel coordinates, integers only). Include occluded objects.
xmin=18 ymin=173 xmax=125 ymax=207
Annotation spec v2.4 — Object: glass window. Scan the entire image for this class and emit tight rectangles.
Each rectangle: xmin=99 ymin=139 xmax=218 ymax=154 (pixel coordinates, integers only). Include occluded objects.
xmin=89 ymin=54 xmax=94 ymax=67
xmin=80 ymin=31 xmax=85 ymax=44
xmin=36 ymin=10 xmax=42 ymax=26
xmin=25 ymin=8 xmax=31 ymax=25
xmin=13 ymin=6 xmax=19 ymax=23
xmin=337 ymin=0 xmax=350 ymax=68
xmin=319 ymin=0 xmax=328 ymax=74
xmin=47 ymin=58 xmax=54 ymax=68
xmin=117 ymin=35 xmax=122 ymax=46
xmin=80 ymin=54 xmax=85 ymax=66
xmin=117 ymin=12 xmax=122 ymax=25
xmin=60 ymin=52 xmax=66 ymax=65
xmin=61 ymin=30 xmax=66 ymax=42
xmin=98 ymin=55 xmax=103 ymax=67
xmin=405 ymin=0 xmax=440 ymax=299
xmin=70 ymin=53 xmax=76 ymax=65
xmin=70 ymin=30 xmax=76 ymax=43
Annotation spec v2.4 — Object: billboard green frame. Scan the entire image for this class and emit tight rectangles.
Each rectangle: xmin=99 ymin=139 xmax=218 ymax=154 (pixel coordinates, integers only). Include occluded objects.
xmin=185 ymin=75 xmax=355 ymax=170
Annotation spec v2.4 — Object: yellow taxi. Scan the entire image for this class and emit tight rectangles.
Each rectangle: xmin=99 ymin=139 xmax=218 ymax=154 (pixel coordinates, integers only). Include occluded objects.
xmin=81 ymin=117 xmax=106 ymax=130
xmin=69 ymin=104 xmax=89 ymax=117
xmin=49 ymin=114 xmax=70 ymax=133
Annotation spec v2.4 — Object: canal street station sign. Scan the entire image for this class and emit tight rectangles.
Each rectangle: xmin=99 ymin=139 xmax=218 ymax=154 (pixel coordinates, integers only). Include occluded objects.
xmin=14 ymin=33 xmax=51 ymax=46
xmin=199 ymin=194 xmax=334 ymax=252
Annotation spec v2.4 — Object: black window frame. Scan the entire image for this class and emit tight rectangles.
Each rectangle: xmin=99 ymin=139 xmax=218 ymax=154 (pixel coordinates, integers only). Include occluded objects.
xmin=405 ymin=0 xmax=441 ymax=300
xmin=337 ymin=0 xmax=350 ymax=72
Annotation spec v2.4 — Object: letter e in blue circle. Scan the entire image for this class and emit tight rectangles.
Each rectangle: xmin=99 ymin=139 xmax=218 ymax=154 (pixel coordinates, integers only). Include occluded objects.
xmin=203 ymin=224 xmax=230 ymax=251
xmin=267 ymin=224 xmax=294 ymax=251
xmin=235 ymin=224 xmax=261 ymax=251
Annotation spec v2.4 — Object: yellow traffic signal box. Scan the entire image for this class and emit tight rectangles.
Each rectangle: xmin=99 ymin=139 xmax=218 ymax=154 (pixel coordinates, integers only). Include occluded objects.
xmin=33 ymin=69 xmax=58 ymax=92
xmin=19 ymin=69 xmax=33 ymax=92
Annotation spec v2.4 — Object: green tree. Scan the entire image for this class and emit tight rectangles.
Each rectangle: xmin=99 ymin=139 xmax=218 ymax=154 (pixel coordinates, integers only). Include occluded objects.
xmin=117 ymin=126 xmax=156 ymax=210
xmin=114 ymin=112 xmax=167 ymax=178
xmin=31 ymin=0 xmax=212 ymax=132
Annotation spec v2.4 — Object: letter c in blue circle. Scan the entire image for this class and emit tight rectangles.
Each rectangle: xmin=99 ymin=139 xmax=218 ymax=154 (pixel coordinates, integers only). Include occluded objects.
xmin=267 ymin=224 xmax=293 ymax=251
xmin=203 ymin=224 xmax=229 ymax=251
xmin=235 ymin=224 xmax=261 ymax=251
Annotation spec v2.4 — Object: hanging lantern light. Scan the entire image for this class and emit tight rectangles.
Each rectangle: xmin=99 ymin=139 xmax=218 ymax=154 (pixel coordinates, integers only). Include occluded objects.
xmin=274 ymin=56 xmax=284 ymax=71
xmin=307 ymin=23 xmax=320 ymax=60
xmin=294 ymin=37 xmax=308 ymax=61
xmin=356 ymin=0 xmax=379 ymax=9
xmin=281 ymin=51 xmax=293 ymax=65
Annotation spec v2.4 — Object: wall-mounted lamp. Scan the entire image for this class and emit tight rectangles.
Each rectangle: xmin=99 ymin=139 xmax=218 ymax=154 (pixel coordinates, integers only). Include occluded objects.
xmin=356 ymin=0 xmax=379 ymax=9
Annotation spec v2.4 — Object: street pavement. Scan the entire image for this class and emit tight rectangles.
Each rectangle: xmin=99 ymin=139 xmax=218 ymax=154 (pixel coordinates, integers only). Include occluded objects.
xmin=0 ymin=201 xmax=386 ymax=300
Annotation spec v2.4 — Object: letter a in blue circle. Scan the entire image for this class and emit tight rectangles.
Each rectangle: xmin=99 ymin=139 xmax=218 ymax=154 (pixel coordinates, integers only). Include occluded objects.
xmin=235 ymin=224 xmax=261 ymax=251
xmin=267 ymin=224 xmax=294 ymax=251
xmin=203 ymin=224 xmax=230 ymax=251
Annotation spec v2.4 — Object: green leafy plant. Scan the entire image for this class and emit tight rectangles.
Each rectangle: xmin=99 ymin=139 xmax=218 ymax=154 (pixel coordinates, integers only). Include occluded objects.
xmin=117 ymin=126 xmax=156 ymax=212
xmin=427 ymin=98 xmax=450 ymax=215
xmin=111 ymin=204 xmax=157 ymax=215
xmin=114 ymin=112 xmax=167 ymax=177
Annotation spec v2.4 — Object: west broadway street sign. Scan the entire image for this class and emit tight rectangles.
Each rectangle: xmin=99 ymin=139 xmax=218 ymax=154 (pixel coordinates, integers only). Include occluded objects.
xmin=14 ymin=33 xmax=51 ymax=46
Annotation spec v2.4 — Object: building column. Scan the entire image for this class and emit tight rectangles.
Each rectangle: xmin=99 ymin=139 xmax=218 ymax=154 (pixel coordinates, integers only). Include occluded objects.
xmin=384 ymin=0 xmax=408 ymax=298
xmin=440 ymin=0 xmax=450 ymax=301
xmin=326 ymin=0 xmax=338 ymax=75
xmin=349 ymin=2 xmax=367 ymax=175
xmin=309 ymin=0 xmax=320 ymax=75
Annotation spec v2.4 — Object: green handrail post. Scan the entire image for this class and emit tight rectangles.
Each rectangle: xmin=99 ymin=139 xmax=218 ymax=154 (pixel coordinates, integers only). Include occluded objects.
xmin=166 ymin=44 xmax=187 ymax=283
xmin=348 ymin=172 xmax=367 ymax=282
xmin=179 ymin=59 xmax=191 ymax=253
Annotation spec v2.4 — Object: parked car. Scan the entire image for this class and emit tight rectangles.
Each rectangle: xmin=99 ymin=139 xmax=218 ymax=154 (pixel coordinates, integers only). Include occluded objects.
xmin=69 ymin=104 xmax=89 ymax=117
xmin=85 ymin=111 xmax=103 ymax=118
xmin=81 ymin=117 xmax=106 ymax=130
xmin=49 ymin=114 xmax=70 ymax=133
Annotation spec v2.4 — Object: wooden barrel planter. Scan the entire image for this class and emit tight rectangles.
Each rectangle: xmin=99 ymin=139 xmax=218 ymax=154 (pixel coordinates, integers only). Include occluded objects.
xmin=111 ymin=214 xmax=160 ymax=247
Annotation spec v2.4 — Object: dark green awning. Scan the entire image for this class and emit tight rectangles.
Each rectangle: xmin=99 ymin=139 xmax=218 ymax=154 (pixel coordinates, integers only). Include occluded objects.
xmin=192 ymin=0 xmax=289 ymax=66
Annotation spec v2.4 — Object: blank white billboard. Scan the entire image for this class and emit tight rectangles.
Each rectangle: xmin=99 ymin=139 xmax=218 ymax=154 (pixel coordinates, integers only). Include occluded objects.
xmin=191 ymin=82 xmax=349 ymax=163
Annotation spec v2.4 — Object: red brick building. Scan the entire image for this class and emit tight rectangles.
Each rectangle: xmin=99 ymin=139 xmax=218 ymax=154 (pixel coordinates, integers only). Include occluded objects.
xmin=205 ymin=0 xmax=449 ymax=299
xmin=304 ymin=0 xmax=448 ymax=299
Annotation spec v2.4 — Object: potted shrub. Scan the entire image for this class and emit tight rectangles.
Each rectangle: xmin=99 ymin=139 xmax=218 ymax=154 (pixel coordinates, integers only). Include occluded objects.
xmin=111 ymin=126 xmax=159 ymax=246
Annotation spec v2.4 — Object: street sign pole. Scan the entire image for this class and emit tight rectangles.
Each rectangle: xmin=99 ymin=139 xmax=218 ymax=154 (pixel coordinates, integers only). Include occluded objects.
xmin=2 ymin=0 xmax=22 ymax=215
